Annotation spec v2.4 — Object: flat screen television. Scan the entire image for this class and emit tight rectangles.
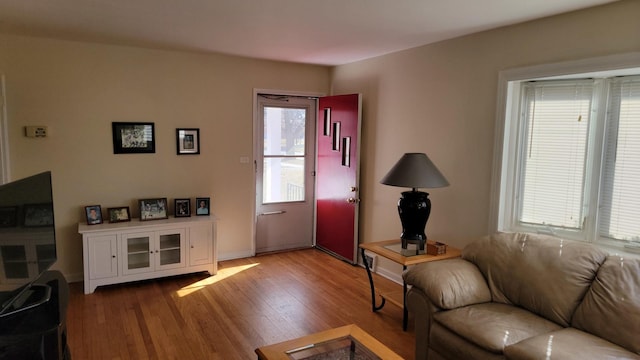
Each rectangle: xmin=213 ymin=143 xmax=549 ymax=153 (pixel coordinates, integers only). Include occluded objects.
xmin=0 ymin=171 xmax=56 ymax=317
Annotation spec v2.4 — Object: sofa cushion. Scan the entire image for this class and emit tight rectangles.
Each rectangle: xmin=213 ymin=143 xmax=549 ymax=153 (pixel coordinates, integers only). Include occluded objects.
xmin=403 ymin=258 xmax=491 ymax=309
xmin=462 ymin=232 xmax=608 ymax=326
xmin=504 ymin=328 xmax=640 ymax=360
xmin=572 ymin=255 xmax=640 ymax=355
xmin=433 ymin=303 xmax=562 ymax=353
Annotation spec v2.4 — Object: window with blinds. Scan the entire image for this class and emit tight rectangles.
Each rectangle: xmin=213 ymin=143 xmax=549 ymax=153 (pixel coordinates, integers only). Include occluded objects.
xmin=510 ymin=75 xmax=640 ymax=248
xmin=519 ymin=81 xmax=593 ymax=230
xmin=599 ymin=77 xmax=640 ymax=243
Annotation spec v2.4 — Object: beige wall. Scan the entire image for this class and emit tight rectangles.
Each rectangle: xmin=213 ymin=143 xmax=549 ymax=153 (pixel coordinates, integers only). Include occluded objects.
xmin=0 ymin=34 xmax=330 ymax=281
xmin=330 ymin=0 xmax=640 ymax=278
xmin=1 ymin=0 xmax=638 ymax=284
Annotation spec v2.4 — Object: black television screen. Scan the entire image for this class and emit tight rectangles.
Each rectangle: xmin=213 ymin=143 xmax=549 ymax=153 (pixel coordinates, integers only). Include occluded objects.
xmin=0 ymin=171 xmax=56 ymax=315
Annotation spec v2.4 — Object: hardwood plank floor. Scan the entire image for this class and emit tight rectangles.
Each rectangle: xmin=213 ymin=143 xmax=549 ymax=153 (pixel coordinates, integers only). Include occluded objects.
xmin=67 ymin=248 xmax=415 ymax=359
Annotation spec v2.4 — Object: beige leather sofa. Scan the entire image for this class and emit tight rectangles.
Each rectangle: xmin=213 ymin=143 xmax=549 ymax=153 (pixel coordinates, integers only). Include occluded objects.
xmin=403 ymin=232 xmax=640 ymax=360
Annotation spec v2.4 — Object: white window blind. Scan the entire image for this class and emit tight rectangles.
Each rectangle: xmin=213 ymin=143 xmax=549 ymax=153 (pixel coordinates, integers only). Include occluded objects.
xmin=518 ymin=81 xmax=594 ymax=229
xmin=599 ymin=77 xmax=640 ymax=243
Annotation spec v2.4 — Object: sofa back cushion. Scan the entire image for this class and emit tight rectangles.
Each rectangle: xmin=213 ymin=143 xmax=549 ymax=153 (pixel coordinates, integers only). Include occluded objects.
xmin=572 ymin=255 xmax=640 ymax=354
xmin=462 ymin=232 xmax=608 ymax=326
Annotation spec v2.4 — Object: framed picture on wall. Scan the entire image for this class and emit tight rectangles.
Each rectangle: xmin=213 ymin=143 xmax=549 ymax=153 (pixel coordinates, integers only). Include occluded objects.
xmin=108 ymin=206 xmax=131 ymax=223
xmin=195 ymin=197 xmax=210 ymax=216
xmin=174 ymin=199 xmax=191 ymax=217
xmin=139 ymin=198 xmax=168 ymax=221
xmin=176 ymin=128 xmax=200 ymax=155
xmin=112 ymin=122 xmax=155 ymax=154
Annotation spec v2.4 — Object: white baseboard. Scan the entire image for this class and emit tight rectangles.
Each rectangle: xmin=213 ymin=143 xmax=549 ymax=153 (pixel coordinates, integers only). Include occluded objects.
xmin=218 ymin=250 xmax=254 ymax=261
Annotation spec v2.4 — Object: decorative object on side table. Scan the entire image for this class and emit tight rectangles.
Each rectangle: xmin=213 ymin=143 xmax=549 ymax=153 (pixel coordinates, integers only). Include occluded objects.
xmin=380 ymin=152 xmax=449 ymax=250
xmin=84 ymin=205 xmax=103 ymax=225
xmin=174 ymin=198 xmax=191 ymax=217
xmin=107 ymin=206 xmax=130 ymax=223
xmin=195 ymin=197 xmax=210 ymax=216
xmin=176 ymin=128 xmax=200 ymax=155
xmin=139 ymin=198 xmax=168 ymax=221
xmin=112 ymin=122 xmax=155 ymax=154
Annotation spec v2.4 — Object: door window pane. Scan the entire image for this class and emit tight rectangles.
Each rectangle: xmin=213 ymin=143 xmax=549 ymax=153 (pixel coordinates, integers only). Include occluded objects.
xmin=264 ymin=107 xmax=306 ymax=156
xmin=263 ymin=157 xmax=305 ymax=203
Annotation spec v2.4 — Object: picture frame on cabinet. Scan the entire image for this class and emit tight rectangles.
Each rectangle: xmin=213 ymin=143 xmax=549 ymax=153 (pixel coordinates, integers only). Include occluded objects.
xmin=195 ymin=197 xmax=210 ymax=216
xmin=112 ymin=122 xmax=155 ymax=154
xmin=174 ymin=199 xmax=191 ymax=217
xmin=108 ymin=206 xmax=131 ymax=223
xmin=0 ymin=206 xmax=18 ymax=227
xmin=139 ymin=198 xmax=168 ymax=221
xmin=176 ymin=128 xmax=200 ymax=155
xmin=84 ymin=205 xmax=103 ymax=225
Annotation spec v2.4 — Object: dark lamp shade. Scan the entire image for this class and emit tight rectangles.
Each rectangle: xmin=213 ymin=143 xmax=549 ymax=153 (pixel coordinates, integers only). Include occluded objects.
xmin=380 ymin=153 xmax=449 ymax=189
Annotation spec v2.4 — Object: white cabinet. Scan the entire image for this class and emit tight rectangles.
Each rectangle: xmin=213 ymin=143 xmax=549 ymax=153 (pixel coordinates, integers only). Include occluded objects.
xmin=88 ymin=234 xmax=117 ymax=280
xmin=79 ymin=216 xmax=216 ymax=294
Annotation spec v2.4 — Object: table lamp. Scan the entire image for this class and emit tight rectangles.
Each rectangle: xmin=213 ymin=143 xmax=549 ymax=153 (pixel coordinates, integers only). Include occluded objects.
xmin=380 ymin=153 xmax=449 ymax=250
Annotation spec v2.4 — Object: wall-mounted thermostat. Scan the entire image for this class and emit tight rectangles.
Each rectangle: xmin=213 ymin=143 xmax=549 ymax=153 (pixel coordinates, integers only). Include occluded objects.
xmin=25 ymin=126 xmax=48 ymax=138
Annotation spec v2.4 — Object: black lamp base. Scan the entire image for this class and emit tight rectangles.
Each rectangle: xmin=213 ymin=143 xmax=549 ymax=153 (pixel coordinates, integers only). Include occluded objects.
xmin=398 ymin=190 xmax=431 ymax=250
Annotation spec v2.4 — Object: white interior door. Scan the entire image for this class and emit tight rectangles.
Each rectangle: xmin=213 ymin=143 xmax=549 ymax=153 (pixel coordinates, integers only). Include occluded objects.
xmin=255 ymin=94 xmax=316 ymax=253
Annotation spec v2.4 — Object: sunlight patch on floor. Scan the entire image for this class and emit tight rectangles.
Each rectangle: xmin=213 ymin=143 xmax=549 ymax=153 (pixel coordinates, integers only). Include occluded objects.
xmin=176 ymin=263 xmax=259 ymax=297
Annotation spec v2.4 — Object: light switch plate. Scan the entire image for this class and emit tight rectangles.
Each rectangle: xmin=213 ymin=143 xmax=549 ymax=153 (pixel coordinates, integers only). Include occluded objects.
xmin=25 ymin=126 xmax=48 ymax=138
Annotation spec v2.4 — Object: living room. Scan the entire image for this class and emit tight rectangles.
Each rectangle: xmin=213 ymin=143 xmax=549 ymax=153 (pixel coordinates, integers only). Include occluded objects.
xmin=0 ymin=0 xmax=639 ymax=358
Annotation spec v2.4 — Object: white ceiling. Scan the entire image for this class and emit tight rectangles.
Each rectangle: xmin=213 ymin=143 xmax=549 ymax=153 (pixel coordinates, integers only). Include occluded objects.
xmin=0 ymin=0 xmax=618 ymax=66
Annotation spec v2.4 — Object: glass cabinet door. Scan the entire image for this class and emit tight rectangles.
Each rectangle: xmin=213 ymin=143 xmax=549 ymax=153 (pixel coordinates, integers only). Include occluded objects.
xmin=156 ymin=229 xmax=186 ymax=270
xmin=123 ymin=233 xmax=152 ymax=275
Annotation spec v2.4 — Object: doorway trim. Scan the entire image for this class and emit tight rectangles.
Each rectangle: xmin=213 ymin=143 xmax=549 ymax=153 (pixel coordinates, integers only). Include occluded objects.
xmin=252 ymin=88 xmax=325 ymax=256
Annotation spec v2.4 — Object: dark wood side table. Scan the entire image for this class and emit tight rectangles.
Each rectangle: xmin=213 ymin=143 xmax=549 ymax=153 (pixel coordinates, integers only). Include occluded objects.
xmin=359 ymin=239 xmax=461 ymax=330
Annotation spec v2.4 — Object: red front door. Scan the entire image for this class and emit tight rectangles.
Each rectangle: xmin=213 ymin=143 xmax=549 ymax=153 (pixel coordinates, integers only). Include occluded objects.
xmin=316 ymin=94 xmax=362 ymax=263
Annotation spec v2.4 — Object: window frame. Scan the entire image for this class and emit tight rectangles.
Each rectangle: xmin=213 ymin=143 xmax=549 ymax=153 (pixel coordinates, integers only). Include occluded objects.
xmin=490 ymin=52 xmax=640 ymax=254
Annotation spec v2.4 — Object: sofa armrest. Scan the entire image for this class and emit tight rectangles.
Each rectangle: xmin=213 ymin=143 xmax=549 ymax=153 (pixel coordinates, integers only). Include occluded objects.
xmin=403 ymin=258 xmax=491 ymax=309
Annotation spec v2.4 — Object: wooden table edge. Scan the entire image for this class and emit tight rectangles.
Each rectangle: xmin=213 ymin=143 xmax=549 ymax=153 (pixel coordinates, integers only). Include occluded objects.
xmin=359 ymin=239 xmax=462 ymax=266
xmin=255 ymin=324 xmax=403 ymax=360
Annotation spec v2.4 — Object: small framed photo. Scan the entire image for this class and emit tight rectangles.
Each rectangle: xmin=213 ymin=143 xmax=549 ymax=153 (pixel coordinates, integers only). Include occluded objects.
xmin=108 ymin=207 xmax=131 ymax=223
xmin=112 ymin=122 xmax=155 ymax=154
xmin=139 ymin=198 xmax=168 ymax=221
xmin=174 ymin=199 xmax=191 ymax=217
xmin=0 ymin=206 xmax=18 ymax=228
xmin=84 ymin=205 xmax=103 ymax=225
xmin=176 ymin=128 xmax=200 ymax=155
xmin=195 ymin=197 xmax=210 ymax=216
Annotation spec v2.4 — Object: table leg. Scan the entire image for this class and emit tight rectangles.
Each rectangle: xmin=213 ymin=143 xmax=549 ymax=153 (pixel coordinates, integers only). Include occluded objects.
xmin=361 ymin=248 xmax=385 ymax=312
xmin=402 ymin=266 xmax=408 ymax=331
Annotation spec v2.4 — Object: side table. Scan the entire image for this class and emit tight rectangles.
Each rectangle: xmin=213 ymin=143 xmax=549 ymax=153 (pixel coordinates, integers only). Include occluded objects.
xmin=359 ymin=239 xmax=461 ymax=330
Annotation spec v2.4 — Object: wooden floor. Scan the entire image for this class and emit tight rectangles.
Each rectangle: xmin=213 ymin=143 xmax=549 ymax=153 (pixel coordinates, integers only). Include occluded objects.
xmin=66 ymin=248 xmax=415 ymax=359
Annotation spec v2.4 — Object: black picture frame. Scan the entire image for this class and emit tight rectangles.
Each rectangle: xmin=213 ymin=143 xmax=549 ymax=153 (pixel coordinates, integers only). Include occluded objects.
xmin=139 ymin=198 xmax=168 ymax=221
xmin=84 ymin=205 xmax=103 ymax=225
xmin=0 ymin=206 xmax=18 ymax=228
xmin=174 ymin=199 xmax=191 ymax=217
xmin=176 ymin=128 xmax=200 ymax=155
xmin=112 ymin=122 xmax=155 ymax=154
xmin=195 ymin=197 xmax=210 ymax=216
xmin=108 ymin=206 xmax=131 ymax=223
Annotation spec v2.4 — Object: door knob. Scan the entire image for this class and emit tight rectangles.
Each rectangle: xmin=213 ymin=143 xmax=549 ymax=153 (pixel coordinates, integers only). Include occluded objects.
xmin=347 ymin=197 xmax=360 ymax=203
